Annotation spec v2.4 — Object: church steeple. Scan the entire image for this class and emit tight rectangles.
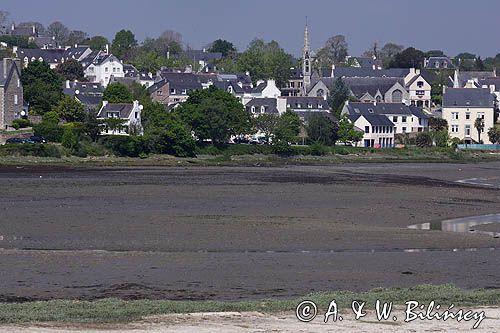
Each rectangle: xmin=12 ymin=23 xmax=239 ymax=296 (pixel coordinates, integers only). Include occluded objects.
xmin=302 ymin=21 xmax=312 ymax=94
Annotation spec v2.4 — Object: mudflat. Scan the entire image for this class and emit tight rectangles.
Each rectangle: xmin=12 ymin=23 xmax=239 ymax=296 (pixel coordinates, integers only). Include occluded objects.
xmin=1 ymin=162 xmax=500 ymax=301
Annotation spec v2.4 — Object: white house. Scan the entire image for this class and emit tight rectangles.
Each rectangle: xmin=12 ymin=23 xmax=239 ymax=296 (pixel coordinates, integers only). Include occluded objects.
xmin=404 ymin=69 xmax=432 ymax=108
xmin=442 ymin=88 xmax=495 ymax=144
xmin=82 ymin=52 xmax=124 ymax=87
xmin=97 ymin=100 xmax=143 ymax=136
xmin=342 ymin=101 xmax=429 ymax=134
xmin=348 ymin=114 xmax=395 ymax=148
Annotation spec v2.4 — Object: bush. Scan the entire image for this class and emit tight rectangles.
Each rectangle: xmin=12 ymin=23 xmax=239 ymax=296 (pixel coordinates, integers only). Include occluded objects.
xmin=433 ymin=129 xmax=450 ymax=147
xmin=309 ymin=143 xmax=329 ymax=156
xmin=0 ymin=144 xmax=62 ymax=158
xmin=99 ymin=135 xmax=149 ymax=157
xmin=11 ymin=119 xmax=32 ymax=130
xmin=61 ymin=127 xmax=80 ymax=150
xmin=416 ymin=132 xmax=433 ymax=148
xmin=33 ymin=122 xmax=64 ymax=142
xmin=272 ymin=141 xmax=294 ymax=156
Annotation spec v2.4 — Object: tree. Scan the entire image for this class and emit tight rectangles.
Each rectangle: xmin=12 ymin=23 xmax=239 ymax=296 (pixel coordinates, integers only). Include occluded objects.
xmin=379 ymin=42 xmax=404 ymax=66
xmin=22 ymin=60 xmax=63 ymax=114
xmin=487 ymin=127 xmax=500 ymax=144
xmin=53 ymin=95 xmax=86 ymax=123
xmin=66 ymin=30 xmax=88 ymax=46
xmin=56 ymin=59 xmax=85 ymax=81
xmin=432 ymin=129 xmax=450 ymax=147
xmin=474 ymin=118 xmax=485 ymax=143
xmin=132 ymin=50 xmax=164 ymax=73
xmin=306 ymin=113 xmax=339 ymax=145
xmin=337 ymin=115 xmax=363 ymax=145
xmin=475 ymin=56 xmax=485 ymax=71
xmin=103 ymin=83 xmax=133 ymax=103
xmin=253 ymin=113 xmax=279 ymax=141
xmin=389 ymin=47 xmax=425 ymax=68
xmin=208 ymin=39 xmax=236 ymax=57
xmin=416 ymin=132 xmax=433 ymax=147
xmin=88 ymin=36 xmax=109 ymax=51
xmin=327 ymin=78 xmax=350 ymax=118
xmin=142 ymin=103 xmax=195 ymax=157
xmin=111 ymin=30 xmax=137 ymax=59
xmin=316 ymin=35 xmax=348 ymax=69
xmin=0 ymin=11 xmax=10 ymax=34
xmin=82 ymin=110 xmax=101 ymax=142
xmin=425 ymin=50 xmax=446 ymax=57
xmin=46 ymin=21 xmax=70 ymax=46
xmin=429 ymin=117 xmax=448 ymax=132
xmin=236 ymin=39 xmax=293 ymax=87
xmin=274 ymin=110 xmax=301 ymax=144
xmin=175 ymin=85 xmax=251 ymax=143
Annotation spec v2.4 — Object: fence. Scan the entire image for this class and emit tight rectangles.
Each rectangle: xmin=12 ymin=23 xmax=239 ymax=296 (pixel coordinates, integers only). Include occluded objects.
xmin=457 ymin=144 xmax=500 ymax=151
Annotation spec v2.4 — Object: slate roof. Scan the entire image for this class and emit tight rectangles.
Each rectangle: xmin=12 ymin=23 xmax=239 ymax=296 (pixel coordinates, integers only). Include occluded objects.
xmin=63 ymin=46 xmax=91 ymax=60
xmin=214 ymin=80 xmax=245 ymax=94
xmin=425 ymin=57 xmax=455 ymax=69
xmin=76 ymin=94 xmax=102 ymax=107
xmin=63 ymin=81 xmax=104 ymax=96
xmin=161 ymin=72 xmax=202 ymax=91
xmin=457 ymin=71 xmax=496 ymax=87
xmin=15 ymin=48 xmax=65 ymax=64
xmin=245 ymin=98 xmax=279 ymax=114
xmin=0 ymin=60 xmax=21 ymax=86
xmin=345 ymin=77 xmax=403 ymax=98
xmin=351 ymin=56 xmax=382 ymax=69
xmin=345 ymin=102 xmax=429 ymax=119
xmin=286 ymin=97 xmax=329 ymax=109
xmin=98 ymin=103 xmax=135 ymax=119
xmin=333 ymin=67 xmax=411 ymax=78
xmin=11 ymin=26 xmax=36 ymax=37
xmin=479 ymin=77 xmax=500 ymax=91
xmin=348 ymin=114 xmax=395 ymax=126
xmin=34 ymin=36 xmax=56 ymax=49
xmin=443 ymin=88 xmax=495 ymax=107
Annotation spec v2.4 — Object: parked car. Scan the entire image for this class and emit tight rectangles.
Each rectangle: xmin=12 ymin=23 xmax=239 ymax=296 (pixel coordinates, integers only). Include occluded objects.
xmin=26 ymin=136 xmax=47 ymax=144
xmin=5 ymin=138 xmax=26 ymax=144
xmin=249 ymin=137 xmax=268 ymax=145
xmin=233 ymin=137 xmax=250 ymax=144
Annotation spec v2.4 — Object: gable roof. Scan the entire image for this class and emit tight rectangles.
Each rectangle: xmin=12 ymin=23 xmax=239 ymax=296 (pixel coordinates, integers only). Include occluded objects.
xmin=286 ymin=97 xmax=329 ymax=109
xmin=0 ymin=59 xmax=21 ymax=87
xmin=345 ymin=102 xmax=429 ymax=118
xmin=424 ymin=57 xmax=455 ymax=69
xmin=348 ymin=114 xmax=394 ymax=126
xmin=443 ymin=88 xmax=495 ymax=107
xmin=350 ymin=56 xmax=382 ymax=69
xmin=333 ymin=67 xmax=411 ymax=79
xmin=98 ymin=103 xmax=135 ymax=119
xmin=245 ymin=98 xmax=279 ymax=114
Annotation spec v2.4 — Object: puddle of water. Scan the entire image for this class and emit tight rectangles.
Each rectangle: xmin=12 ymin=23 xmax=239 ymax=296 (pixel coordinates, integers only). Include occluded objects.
xmin=408 ymin=213 xmax=500 ymax=238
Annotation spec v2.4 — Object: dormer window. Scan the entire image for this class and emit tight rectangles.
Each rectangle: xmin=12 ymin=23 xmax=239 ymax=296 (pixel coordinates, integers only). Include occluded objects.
xmin=318 ymin=104 xmax=323 ymax=109
xmin=261 ymin=106 xmax=265 ymax=114
xmin=307 ymin=103 xmax=313 ymax=108
xmin=227 ymin=86 xmax=233 ymax=93
xmin=170 ymin=88 xmax=176 ymax=94
xmin=251 ymin=106 xmax=256 ymax=114
xmin=434 ymin=61 xmax=439 ymax=68
xmin=182 ymin=89 xmax=187 ymax=95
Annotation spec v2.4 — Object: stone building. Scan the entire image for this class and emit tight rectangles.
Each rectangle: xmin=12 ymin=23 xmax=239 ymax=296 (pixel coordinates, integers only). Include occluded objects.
xmin=0 ymin=58 xmax=24 ymax=130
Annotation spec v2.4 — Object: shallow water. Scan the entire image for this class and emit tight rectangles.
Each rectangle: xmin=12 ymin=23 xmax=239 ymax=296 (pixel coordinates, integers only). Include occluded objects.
xmin=408 ymin=213 xmax=500 ymax=238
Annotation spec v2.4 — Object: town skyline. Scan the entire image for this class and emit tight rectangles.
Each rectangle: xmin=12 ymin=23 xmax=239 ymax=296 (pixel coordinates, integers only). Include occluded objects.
xmin=2 ymin=0 xmax=500 ymax=58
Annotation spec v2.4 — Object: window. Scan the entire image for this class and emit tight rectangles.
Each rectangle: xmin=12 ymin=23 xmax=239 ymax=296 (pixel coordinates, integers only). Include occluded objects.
xmin=465 ymin=112 xmax=471 ymax=120
xmin=465 ymin=125 xmax=471 ymax=136
xmin=477 ymin=112 xmax=485 ymax=120
xmin=402 ymin=116 xmax=407 ymax=122
xmin=251 ymin=106 xmax=256 ymax=114
xmin=368 ymin=108 xmax=374 ymax=113
xmin=318 ymin=104 xmax=323 ymax=109
xmin=451 ymin=112 xmax=459 ymax=120
xmin=157 ymin=90 xmax=162 ymax=96
xmin=402 ymin=127 xmax=407 ymax=133
xmin=182 ymin=89 xmax=187 ymax=95
xmin=392 ymin=89 xmax=403 ymax=103
xmin=416 ymin=90 xmax=425 ymax=96
xmin=170 ymin=88 xmax=176 ymax=94
xmin=135 ymin=112 xmax=138 ymax=119
xmin=105 ymin=67 xmax=109 ymax=73
xmin=290 ymin=82 xmax=295 ymax=88
xmin=365 ymin=126 xmax=370 ymax=134
xmin=17 ymin=79 xmax=20 ymax=88
xmin=451 ymin=125 xmax=459 ymax=133
xmin=417 ymin=81 xmax=424 ymax=88
xmin=316 ymin=89 xmax=324 ymax=97
xmin=392 ymin=116 xmax=398 ymax=122
xmin=307 ymin=103 xmax=313 ymax=108
xmin=14 ymin=95 xmax=18 ymax=105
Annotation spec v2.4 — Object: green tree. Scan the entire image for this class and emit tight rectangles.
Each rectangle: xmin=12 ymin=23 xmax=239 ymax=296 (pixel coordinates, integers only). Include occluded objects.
xmin=53 ymin=95 xmax=86 ymax=123
xmin=175 ymin=86 xmax=251 ymax=143
xmin=337 ymin=115 xmax=363 ymax=145
xmin=46 ymin=21 xmax=70 ymax=46
xmin=474 ymin=118 xmax=485 ymax=143
xmin=61 ymin=125 xmax=80 ymax=150
xmin=306 ymin=113 xmax=339 ymax=145
xmin=56 ymin=59 xmax=85 ymax=81
xmin=389 ymin=47 xmax=425 ymax=68
xmin=475 ymin=56 xmax=485 ymax=71
xmin=432 ymin=129 xmax=450 ymax=147
xmin=88 ymin=36 xmax=109 ymax=51
xmin=82 ymin=110 xmax=101 ymax=142
xmin=416 ymin=131 xmax=433 ymax=147
xmin=253 ymin=113 xmax=279 ymax=141
xmin=379 ymin=42 xmax=404 ymax=68
xmin=66 ymin=30 xmax=88 ymax=46
xmin=236 ymin=39 xmax=293 ymax=87
xmin=315 ymin=35 xmax=348 ymax=69
xmin=22 ymin=60 xmax=63 ymax=114
xmin=208 ymin=39 xmax=236 ymax=57
xmin=111 ymin=29 xmax=137 ymax=59
xmin=131 ymin=50 xmax=164 ymax=73
xmin=425 ymin=50 xmax=446 ymax=57
xmin=429 ymin=117 xmax=448 ymax=131
xmin=103 ymin=83 xmax=134 ymax=103
xmin=327 ymin=78 xmax=350 ymax=118
xmin=487 ymin=127 xmax=500 ymax=144
xmin=274 ymin=110 xmax=301 ymax=144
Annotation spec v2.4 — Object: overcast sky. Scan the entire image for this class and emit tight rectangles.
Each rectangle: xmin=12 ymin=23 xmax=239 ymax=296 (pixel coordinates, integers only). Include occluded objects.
xmin=2 ymin=0 xmax=499 ymax=57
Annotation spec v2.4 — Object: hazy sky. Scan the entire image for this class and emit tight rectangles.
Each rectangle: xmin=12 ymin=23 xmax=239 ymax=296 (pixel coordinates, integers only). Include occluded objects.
xmin=2 ymin=0 xmax=499 ymax=57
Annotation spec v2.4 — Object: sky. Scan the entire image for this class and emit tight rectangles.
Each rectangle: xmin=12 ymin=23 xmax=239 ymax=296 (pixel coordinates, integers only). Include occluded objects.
xmin=2 ymin=0 xmax=499 ymax=58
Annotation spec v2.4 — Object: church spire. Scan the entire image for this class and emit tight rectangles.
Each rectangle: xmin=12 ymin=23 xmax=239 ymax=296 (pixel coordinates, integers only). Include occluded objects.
xmin=302 ymin=20 xmax=312 ymax=95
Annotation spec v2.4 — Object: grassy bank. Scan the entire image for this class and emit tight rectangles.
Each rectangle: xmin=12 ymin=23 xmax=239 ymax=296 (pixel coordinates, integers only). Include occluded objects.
xmin=0 ymin=143 xmax=500 ymax=167
xmin=0 ymin=284 xmax=499 ymax=324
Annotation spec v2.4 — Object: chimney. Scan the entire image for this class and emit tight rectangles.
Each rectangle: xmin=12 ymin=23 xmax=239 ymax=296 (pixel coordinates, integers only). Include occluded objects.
xmin=373 ymin=101 xmax=377 ymax=106
xmin=3 ymin=58 xmax=8 ymax=79
xmin=105 ymin=44 xmax=109 ymax=54
xmin=133 ymin=100 xmax=139 ymax=108
xmin=167 ymin=51 xmax=170 ymax=59
xmin=65 ymin=80 xmax=70 ymax=89
xmin=345 ymin=100 xmax=349 ymax=106
xmin=102 ymin=101 xmax=109 ymax=107
xmin=203 ymin=48 xmax=206 ymax=53
xmin=11 ymin=23 xmax=14 ymax=31
xmin=372 ymin=64 xmax=376 ymax=70
xmin=12 ymin=46 xmax=18 ymax=54
xmin=32 ymin=25 xmax=36 ymax=35
xmin=442 ymin=85 xmax=447 ymax=95
xmin=331 ymin=64 xmax=336 ymax=77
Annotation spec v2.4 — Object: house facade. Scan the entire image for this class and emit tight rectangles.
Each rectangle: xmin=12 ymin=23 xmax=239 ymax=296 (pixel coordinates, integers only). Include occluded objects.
xmin=348 ymin=114 xmax=395 ymax=148
xmin=97 ymin=100 xmax=143 ymax=136
xmin=81 ymin=52 xmax=124 ymax=87
xmin=0 ymin=58 xmax=24 ymax=130
xmin=442 ymin=88 xmax=495 ymax=144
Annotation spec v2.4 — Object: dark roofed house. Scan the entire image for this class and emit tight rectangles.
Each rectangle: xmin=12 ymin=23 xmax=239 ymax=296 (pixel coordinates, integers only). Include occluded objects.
xmin=424 ymin=57 xmax=455 ymax=69
xmin=63 ymin=80 xmax=104 ymax=111
xmin=348 ymin=56 xmax=382 ymax=70
xmin=97 ymin=100 xmax=143 ymax=136
xmin=332 ymin=67 xmax=411 ymax=79
xmin=148 ymin=72 xmax=202 ymax=106
xmin=286 ymin=96 xmax=330 ymax=121
xmin=0 ymin=58 xmax=24 ymax=129
xmin=245 ymin=98 xmax=280 ymax=115
xmin=443 ymin=88 xmax=495 ymax=108
xmin=346 ymin=113 xmax=395 ymax=148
